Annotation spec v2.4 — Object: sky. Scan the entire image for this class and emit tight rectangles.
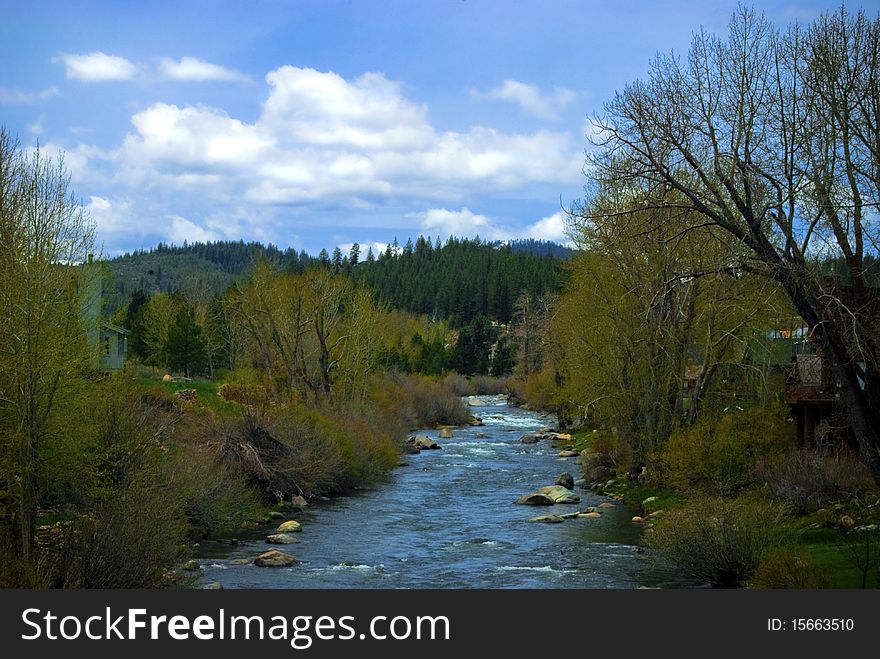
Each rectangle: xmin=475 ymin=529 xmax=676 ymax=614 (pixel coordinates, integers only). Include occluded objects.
xmin=0 ymin=0 xmax=865 ymax=257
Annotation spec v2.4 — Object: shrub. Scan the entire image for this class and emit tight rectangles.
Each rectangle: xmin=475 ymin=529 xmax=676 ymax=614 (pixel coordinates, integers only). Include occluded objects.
xmin=580 ymin=431 xmax=631 ymax=483
xmin=371 ymin=373 xmax=471 ymax=429
xmin=646 ymin=497 xmax=783 ymax=588
xmin=749 ymin=547 xmax=830 ymax=589
xmin=656 ymin=404 xmax=795 ymax=496
xmin=521 ymin=370 xmax=558 ymax=411
xmin=763 ymin=447 xmax=877 ymax=514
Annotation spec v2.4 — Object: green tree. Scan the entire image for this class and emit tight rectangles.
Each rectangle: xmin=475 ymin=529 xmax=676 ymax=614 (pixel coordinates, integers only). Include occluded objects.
xmin=166 ymin=300 xmax=207 ymax=378
xmin=0 ymin=129 xmax=95 ymax=561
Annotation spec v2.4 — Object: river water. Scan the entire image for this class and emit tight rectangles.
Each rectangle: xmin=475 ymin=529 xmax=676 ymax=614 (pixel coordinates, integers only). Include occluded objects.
xmin=195 ymin=395 xmax=693 ymax=588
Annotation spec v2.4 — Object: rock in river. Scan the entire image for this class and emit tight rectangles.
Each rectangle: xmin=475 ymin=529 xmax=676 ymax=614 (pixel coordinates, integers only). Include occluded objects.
xmin=520 ymin=434 xmax=540 ymax=444
xmin=266 ymin=533 xmax=300 ymax=545
xmin=276 ymin=520 xmax=302 ymax=533
xmin=529 ymin=514 xmax=565 ymax=523
xmin=254 ymin=550 xmax=299 ymax=568
xmin=408 ymin=435 xmax=440 ymax=450
xmin=536 ymin=485 xmax=581 ymax=504
xmin=558 ymin=450 xmax=579 ymax=458
xmin=514 ymin=493 xmax=555 ymax=506
xmin=439 ymin=427 xmax=454 ymax=439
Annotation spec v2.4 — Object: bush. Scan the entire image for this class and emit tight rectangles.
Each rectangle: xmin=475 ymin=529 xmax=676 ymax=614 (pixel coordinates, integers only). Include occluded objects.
xmin=371 ymin=373 xmax=471 ymax=429
xmin=656 ymin=404 xmax=795 ymax=496
xmin=646 ymin=497 xmax=783 ymax=588
xmin=580 ymin=431 xmax=631 ymax=483
xmin=521 ymin=370 xmax=558 ymax=411
xmin=749 ymin=547 xmax=830 ymax=589
xmin=763 ymin=447 xmax=877 ymax=514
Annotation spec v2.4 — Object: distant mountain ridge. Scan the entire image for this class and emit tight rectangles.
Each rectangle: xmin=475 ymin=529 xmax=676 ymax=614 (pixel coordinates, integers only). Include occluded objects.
xmin=104 ymin=237 xmax=573 ymax=322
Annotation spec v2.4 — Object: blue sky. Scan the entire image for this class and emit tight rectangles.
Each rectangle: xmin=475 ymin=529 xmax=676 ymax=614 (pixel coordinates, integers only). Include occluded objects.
xmin=0 ymin=0 xmax=861 ymax=256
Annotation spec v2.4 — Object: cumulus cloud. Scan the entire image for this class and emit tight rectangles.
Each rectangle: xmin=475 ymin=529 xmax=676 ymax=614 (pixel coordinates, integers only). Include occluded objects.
xmin=158 ymin=56 xmax=249 ymax=82
xmin=65 ymin=66 xmax=584 ymax=251
xmin=168 ymin=216 xmax=220 ymax=243
xmin=114 ymin=66 xmax=581 ymax=207
xmin=524 ymin=211 xmax=570 ymax=243
xmin=474 ymin=80 xmax=576 ymax=120
xmin=418 ymin=207 xmax=511 ymax=241
xmin=55 ymin=52 xmax=138 ymax=82
xmin=0 ymin=86 xmax=58 ymax=104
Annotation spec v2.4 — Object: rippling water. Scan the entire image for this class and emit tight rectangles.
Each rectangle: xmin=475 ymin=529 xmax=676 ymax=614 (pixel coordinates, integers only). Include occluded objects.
xmin=195 ymin=396 xmax=695 ymax=588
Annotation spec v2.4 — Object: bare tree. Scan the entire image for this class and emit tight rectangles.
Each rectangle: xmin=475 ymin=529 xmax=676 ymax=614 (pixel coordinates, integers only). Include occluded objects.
xmin=588 ymin=6 xmax=880 ymax=485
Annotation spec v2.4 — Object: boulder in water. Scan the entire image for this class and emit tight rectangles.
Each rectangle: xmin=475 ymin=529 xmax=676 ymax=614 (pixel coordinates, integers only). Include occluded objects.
xmin=555 ymin=473 xmax=575 ymax=489
xmin=266 ymin=533 xmax=300 ymax=545
xmin=439 ymin=427 xmax=453 ymax=439
xmin=557 ymin=450 xmax=579 ymax=458
xmin=536 ymin=486 xmax=581 ymax=504
xmin=276 ymin=520 xmax=302 ymax=533
xmin=529 ymin=514 xmax=565 ymax=523
xmin=408 ymin=435 xmax=440 ymax=450
xmin=520 ymin=434 xmax=540 ymax=444
xmin=514 ymin=493 xmax=555 ymax=506
xmin=254 ymin=550 xmax=298 ymax=567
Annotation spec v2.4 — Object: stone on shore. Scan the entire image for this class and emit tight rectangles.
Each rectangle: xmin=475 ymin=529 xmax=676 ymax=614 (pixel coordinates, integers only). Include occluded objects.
xmin=555 ymin=473 xmax=575 ymax=489
xmin=254 ymin=550 xmax=298 ymax=568
xmin=182 ymin=559 xmax=200 ymax=571
xmin=557 ymin=450 xmax=579 ymax=458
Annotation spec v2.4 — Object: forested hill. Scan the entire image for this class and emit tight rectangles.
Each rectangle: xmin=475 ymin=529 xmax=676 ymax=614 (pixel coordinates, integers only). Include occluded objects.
xmin=355 ymin=236 xmax=566 ymax=325
xmin=106 ymin=237 xmax=568 ymax=324
xmin=106 ymin=241 xmax=316 ymax=311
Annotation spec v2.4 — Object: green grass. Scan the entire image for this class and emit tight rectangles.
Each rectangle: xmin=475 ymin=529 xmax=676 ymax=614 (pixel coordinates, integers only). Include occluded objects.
xmin=131 ymin=377 xmax=240 ymax=415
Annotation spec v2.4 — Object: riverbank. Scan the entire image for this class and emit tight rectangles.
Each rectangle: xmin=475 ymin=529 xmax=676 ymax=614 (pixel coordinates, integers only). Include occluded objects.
xmin=190 ymin=395 xmax=692 ymax=588
xmin=560 ymin=420 xmax=879 ymax=589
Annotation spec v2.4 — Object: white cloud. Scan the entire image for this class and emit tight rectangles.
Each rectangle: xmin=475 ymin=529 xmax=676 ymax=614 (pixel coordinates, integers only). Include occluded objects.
xmin=64 ymin=66 xmax=585 ymax=251
xmin=55 ymin=52 xmax=137 ymax=82
xmin=168 ymin=216 xmax=220 ymax=243
xmin=418 ymin=207 xmax=511 ymax=241
xmin=524 ymin=211 xmax=570 ymax=243
xmin=158 ymin=57 xmax=249 ymax=82
xmin=0 ymin=86 xmax=58 ymax=104
xmin=474 ymin=80 xmax=576 ymax=120
xmin=86 ymin=195 xmax=131 ymax=232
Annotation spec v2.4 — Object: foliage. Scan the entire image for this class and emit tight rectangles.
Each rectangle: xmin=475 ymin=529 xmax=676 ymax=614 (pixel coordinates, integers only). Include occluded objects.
xmin=655 ymin=404 xmax=795 ymax=497
xmin=646 ymin=497 xmax=784 ymax=588
xmin=586 ymin=5 xmax=880 ymax=486
xmin=763 ymin=447 xmax=877 ymax=515
xmin=748 ymin=547 xmax=830 ymax=589
xmin=0 ymin=129 xmax=96 ymax=562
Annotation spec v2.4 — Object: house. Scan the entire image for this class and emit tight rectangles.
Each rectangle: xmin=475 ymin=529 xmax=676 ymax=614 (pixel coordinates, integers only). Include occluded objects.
xmin=80 ymin=256 xmax=129 ymax=371
xmin=99 ymin=322 xmax=130 ymax=370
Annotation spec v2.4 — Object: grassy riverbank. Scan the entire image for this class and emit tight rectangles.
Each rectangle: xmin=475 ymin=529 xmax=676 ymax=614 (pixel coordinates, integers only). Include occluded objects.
xmin=563 ymin=415 xmax=879 ymax=589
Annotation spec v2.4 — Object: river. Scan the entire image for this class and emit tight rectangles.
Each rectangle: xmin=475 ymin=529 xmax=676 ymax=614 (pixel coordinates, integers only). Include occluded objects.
xmin=195 ymin=395 xmax=693 ymax=588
